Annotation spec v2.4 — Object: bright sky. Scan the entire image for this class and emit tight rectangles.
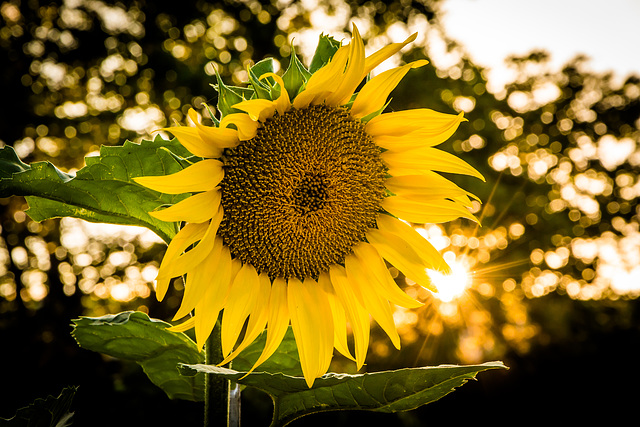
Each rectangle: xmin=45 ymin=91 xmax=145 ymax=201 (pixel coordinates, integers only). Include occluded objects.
xmin=439 ymin=0 xmax=640 ymax=87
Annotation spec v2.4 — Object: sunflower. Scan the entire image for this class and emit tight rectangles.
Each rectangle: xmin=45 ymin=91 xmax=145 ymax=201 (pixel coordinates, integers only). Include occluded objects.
xmin=134 ymin=25 xmax=484 ymax=387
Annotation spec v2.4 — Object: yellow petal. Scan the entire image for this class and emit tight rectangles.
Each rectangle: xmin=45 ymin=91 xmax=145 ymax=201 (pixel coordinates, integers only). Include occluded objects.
xmin=345 ymin=254 xmax=401 ymax=349
xmin=150 ymin=189 xmax=221 ymax=223
xmin=168 ymin=316 xmax=195 ymax=333
xmin=376 ymin=214 xmax=450 ymax=274
xmin=366 ymin=109 xmax=465 ymax=138
xmin=193 ymin=245 xmax=233 ymax=349
xmin=318 ymin=271 xmax=355 ymax=361
xmin=288 ymin=276 xmax=334 ymax=387
xmin=261 ymin=73 xmax=290 ymax=115
xmin=160 ymin=125 xmax=223 ymax=158
xmin=220 ymin=113 xmax=259 ymax=141
xmin=197 ymin=126 xmax=240 ymax=149
xmin=384 ymin=173 xmax=479 ymax=203
xmin=187 ymin=108 xmax=204 ymax=125
xmin=382 ymin=195 xmax=478 ymax=224
xmin=134 ymin=159 xmax=224 ymax=194
xmin=363 ymin=33 xmax=418 ymax=76
xmin=187 ymin=109 xmax=240 ymax=149
xmin=328 ymin=264 xmax=370 ymax=370
xmin=351 ymin=60 xmax=427 ymax=119
xmin=172 ymin=236 xmax=224 ymax=320
xmin=246 ymin=277 xmax=290 ymax=374
xmin=450 ymin=194 xmax=475 ymax=207
xmin=156 ymin=208 xmax=224 ymax=281
xmin=381 ymin=147 xmax=485 ymax=181
xmin=220 ymin=263 xmax=260 ymax=357
xmin=313 ymin=284 xmax=336 ymax=377
xmin=232 ymin=99 xmax=277 ymax=122
xmin=325 ymin=24 xmax=365 ymax=106
xmin=352 ymin=242 xmax=423 ymax=308
xmin=293 ymin=45 xmax=350 ymax=109
xmin=372 ymin=113 xmax=466 ymax=150
xmin=374 ymin=131 xmax=456 ymax=151
xmin=194 ymin=246 xmax=231 ymax=349
xmin=218 ymin=272 xmax=271 ymax=365
xmin=229 ymin=257 xmax=243 ymax=282
xmin=194 ymin=308 xmax=220 ymax=351
xmin=366 ymin=228 xmax=436 ymax=292
xmin=154 ymin=222 xmax=208 ymax=300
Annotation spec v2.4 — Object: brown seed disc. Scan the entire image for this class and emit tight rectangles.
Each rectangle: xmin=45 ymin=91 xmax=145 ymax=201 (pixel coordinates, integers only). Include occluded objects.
xmin=218 ymin=105 xmax=386 ymax=280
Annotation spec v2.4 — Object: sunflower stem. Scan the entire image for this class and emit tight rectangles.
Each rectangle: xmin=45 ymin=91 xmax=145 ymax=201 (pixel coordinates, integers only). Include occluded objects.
xmin=228 ymin=382 xmax=241 ymax=426
xmin=204 ymin=317 xmax=238 ymax=427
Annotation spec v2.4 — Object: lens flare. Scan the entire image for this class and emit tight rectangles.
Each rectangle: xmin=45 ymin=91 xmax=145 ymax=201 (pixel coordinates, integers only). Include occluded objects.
xmin=428 ymin=253 xmax=471 ymax=302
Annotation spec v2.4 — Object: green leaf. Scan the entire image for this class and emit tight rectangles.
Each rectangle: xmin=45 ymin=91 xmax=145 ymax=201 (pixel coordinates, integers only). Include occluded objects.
xmin=0 ymin=386 xmax=77 ymax=427
xmin=282 ymin=49 xmax=312 ymax=99
xmin=0 ymin=137 xmax=191 ymax=243
xmin=180 ymin=362 xmax=507 ymax=427
xmin=309 ymin=34 xmax=341 ymax=73
xmin=71 ymin=311 xmax=205 ymax=402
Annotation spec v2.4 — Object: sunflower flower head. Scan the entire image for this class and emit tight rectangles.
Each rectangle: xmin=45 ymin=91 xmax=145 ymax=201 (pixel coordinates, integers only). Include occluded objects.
xmin=134 ymin=25 xmax=484 ymax=388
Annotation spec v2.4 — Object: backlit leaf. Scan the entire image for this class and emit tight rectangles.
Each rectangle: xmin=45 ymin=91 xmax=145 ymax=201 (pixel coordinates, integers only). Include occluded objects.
xmin=71 ymin=311 xmax=204 ymax=402
xmin=70 ymin=311 xmax=302 ymax=402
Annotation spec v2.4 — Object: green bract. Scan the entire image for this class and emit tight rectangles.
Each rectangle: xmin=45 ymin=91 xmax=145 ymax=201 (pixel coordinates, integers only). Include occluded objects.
xmin=212 ymin=34 xmax=339 ymax=121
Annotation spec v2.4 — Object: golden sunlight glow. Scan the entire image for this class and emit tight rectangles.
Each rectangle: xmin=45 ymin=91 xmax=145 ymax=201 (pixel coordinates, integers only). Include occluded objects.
xmin=428 ymin=253 xmax=471 ymax=302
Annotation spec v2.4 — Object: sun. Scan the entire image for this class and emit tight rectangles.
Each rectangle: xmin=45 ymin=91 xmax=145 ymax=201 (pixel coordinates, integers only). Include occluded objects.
xmin=427 ymin=253 xmax=471 ymax=302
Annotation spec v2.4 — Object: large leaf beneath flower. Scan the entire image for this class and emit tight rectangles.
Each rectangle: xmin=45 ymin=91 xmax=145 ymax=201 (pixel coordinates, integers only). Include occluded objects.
xmin=0 ymin=137 xmax=192 ymax=243
xmin=70 ymin=311 xmax=303 ymax=402
xmin=71 ymin=311 xmax=205 ymax=402
xmin=180 ymin=362 xmax=507 ymax=427
xmin=71 ymin=311 xmax=506 ymax=425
